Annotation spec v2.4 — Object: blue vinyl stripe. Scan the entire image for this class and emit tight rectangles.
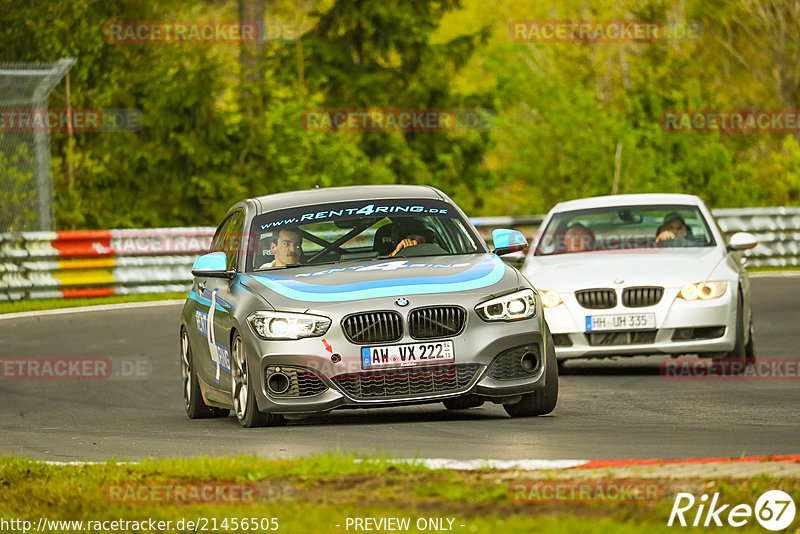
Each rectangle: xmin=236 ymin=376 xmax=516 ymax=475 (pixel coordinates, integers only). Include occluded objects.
xmin=187 ymin=289 xmax=231 ymax=313
xmin=250 ymin=257 xmax=506 ymax=302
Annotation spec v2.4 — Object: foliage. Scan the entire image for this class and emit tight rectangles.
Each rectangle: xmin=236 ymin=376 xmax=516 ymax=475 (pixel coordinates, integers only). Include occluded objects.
xmin=0 ymin=0 xmax=798 ymax=229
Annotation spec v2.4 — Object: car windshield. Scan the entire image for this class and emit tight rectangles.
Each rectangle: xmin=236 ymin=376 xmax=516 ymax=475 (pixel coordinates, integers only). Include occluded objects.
xmin=534 ymin=204 xmax=716 ymax=256
xmin=247 ymin=199 xmax=483 ymax=271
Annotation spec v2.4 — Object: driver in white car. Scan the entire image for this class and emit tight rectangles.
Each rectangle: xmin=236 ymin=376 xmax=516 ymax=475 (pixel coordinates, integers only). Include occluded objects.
xmin=655 ymin=213 xmax=692 ymax=244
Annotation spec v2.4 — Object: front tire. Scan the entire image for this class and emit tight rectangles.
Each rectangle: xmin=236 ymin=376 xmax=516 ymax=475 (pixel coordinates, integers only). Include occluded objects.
xmin=744 ymin=314 xmax=756 ymax=363
xmin=181 ymin=328 xmax=229 ymax=419
xmin=504 ymin=326 xmax=559 ymax=417
xmin=725 ymin=291 xmax=747 ymax=360
xmin=231 ymin=333 xmax=286 ymax=428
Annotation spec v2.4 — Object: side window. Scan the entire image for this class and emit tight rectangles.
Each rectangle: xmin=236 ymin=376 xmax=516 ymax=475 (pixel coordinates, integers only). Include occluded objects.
xmin=223 ymin=210 xmax=245 ymax=271
xmin=211 ymin=215 xmax=234 ymax=253
xmin=209 ymin=210 xmax=244 ymax=271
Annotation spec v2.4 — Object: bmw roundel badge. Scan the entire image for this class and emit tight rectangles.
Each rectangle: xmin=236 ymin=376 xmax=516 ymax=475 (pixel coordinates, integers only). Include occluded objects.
xmin=395 ymin=298 xmax=409 ymax=307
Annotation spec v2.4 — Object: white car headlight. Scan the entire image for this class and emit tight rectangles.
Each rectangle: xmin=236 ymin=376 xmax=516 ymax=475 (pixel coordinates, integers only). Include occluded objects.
xmin=678 ymin=281 xmax=727 ymax=301
xmin=539 ymin=290 xmax=563 ymax=308
xmin=248 ymin=311 xmax=331 ymax=340
xmin=476 ymin=289 xmax=537 ymax=321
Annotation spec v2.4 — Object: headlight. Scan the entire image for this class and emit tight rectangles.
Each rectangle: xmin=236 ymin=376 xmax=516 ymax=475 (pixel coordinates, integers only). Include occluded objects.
xmin=476 ymin=289 xmax=537 ymax=321
xmin=247 ymin=311 xmax=331 ymax=340
xmin=539 ymin=290 xmax=562 ymax=308
xmin=678 ymin=282 xmax=727 ymax=301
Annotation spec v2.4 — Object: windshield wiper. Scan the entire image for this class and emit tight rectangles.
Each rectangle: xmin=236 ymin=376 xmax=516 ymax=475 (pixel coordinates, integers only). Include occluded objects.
xmin=376 ymin=253 xmax=461 ymax=260
xmin=254 ymin=263 xmax=308 ymax=272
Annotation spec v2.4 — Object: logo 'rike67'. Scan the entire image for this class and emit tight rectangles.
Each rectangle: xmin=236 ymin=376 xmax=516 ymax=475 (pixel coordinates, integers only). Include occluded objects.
xmin=668 ymin=490 xmax=796 ymax=530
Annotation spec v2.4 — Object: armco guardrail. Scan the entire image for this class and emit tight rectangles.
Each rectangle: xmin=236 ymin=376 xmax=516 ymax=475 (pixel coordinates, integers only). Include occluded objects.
xmin=0 ymin=228 xmax=213 ymax=301
xmin=713 ymin=207 xmax=800 ymax=267
xmin=0 ymin=208 xmax=797 ymax=301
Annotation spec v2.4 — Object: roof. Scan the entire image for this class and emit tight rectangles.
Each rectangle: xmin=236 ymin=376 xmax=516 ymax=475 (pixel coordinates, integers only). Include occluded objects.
xmin=250 ymin=185 xmax=446 ymax=213
xmin=551 ymin=193 xmax=705 ymax=213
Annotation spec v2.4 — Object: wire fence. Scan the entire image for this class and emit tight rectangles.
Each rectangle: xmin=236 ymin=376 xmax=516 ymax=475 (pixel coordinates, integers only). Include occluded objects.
xmin=0 ymin=59 xmax=75 ymax=232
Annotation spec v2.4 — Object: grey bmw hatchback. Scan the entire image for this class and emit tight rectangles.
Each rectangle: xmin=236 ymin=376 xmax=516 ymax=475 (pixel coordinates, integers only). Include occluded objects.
xmin=180 ymin=185 xmax=557 ymax=427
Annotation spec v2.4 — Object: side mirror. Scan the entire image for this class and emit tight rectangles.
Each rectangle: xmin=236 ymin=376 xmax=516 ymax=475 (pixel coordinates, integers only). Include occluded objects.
xmin=191 ymin=251 xmax=234 ymax=278
xmin=491 ymin=229 xmax=528 ymax=256
xmin=726 ymin=232 xmax=758 ymax=252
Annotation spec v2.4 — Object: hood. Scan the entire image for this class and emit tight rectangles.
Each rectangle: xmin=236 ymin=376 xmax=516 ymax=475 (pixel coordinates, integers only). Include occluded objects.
xmin=241 ymin=254 xmax=512 ymax=303
xmin=523 ymin=248 xmax=724 ymax=291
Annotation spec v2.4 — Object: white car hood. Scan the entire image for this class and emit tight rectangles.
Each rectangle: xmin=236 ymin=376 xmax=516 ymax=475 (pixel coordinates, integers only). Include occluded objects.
xmin=523 ymin=248 xmax=724 ymax=292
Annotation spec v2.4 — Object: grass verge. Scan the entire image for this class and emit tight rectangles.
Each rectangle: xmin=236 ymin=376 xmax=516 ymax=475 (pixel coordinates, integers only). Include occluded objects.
xmin=0 ymin=293 xmax=186 ymax=315
xmin=1 ymin=454 xmax=797 ymax=533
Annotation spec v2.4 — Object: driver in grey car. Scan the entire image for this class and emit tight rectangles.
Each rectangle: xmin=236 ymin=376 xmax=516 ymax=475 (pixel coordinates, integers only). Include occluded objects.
xmin=260 ymin=228 xmax=303 ymax=268
xmin=390 ymin=233 xmax=427 ymax=256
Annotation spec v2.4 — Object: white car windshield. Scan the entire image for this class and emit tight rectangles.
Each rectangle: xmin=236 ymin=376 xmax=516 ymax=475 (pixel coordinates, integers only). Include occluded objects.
xmin=534 ymin=205 xmax=716 ymax=256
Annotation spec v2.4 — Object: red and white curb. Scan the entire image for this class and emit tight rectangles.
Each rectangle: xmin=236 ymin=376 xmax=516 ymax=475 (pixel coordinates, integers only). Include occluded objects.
xmin=383 ymin=454 xmax=800 ymax=471
xmin=571 ymin=454 xmax=800 ymax=470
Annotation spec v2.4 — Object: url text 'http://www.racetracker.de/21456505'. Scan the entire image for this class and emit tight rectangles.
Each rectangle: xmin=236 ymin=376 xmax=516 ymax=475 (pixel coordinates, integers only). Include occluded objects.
xmin=0 ymin=517 xmax=280 ymax=533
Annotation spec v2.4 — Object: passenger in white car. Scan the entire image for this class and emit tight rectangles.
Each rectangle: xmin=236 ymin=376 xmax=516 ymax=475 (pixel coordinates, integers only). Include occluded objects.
xmin=564 ymin=223 xmax=595 ymax=253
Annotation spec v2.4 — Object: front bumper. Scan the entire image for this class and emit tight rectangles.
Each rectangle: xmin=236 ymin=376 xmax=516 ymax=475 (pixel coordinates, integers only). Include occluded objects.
xmin=544 ymin=286 xmax=737 ymax=359
xmin=243 ymin=311 xmax=548 ymax=414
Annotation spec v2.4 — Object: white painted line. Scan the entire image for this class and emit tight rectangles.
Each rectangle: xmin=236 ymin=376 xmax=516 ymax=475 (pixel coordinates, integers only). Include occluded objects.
xmin=40 ymin=460 xmax=121 ymax=466
xmin=359 ymin=458 xmax=590 ymax=470
xmin=749 ymin=270 xmax=800 ymax=278
xmin=40 ymin=458 xmax=587 ymax=470
xmin=0 ymin=300 xmax=185 ymax=320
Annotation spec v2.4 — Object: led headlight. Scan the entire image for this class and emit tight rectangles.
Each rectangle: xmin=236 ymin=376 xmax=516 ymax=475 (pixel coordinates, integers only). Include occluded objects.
xmin=539 ymin=290 xmax=563 ymax=308
xmin=678 ymin=281 xmax=727 ymax=301
xmin=248 ymin=311 xmax=331 ymax=340
xmin=476 ymin=289 xmax=537 ymax=321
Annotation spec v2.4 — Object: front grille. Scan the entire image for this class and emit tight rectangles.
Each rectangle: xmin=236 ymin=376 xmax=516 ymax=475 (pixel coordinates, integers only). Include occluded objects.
xmin=487 ymin=344 xmax=542 ymax=380
xmin=622 ymin=286 xmax=664 ymax=307
xmin=587 ymin=330 xmax=657 ymax=346
xmin=265 ymin=366 xmax=327 ymax=397
xmin=408 ymin=306 xmax=466 ymax=339
xmin=575 ymin=289 xmax=617 ymax=309
xmin=331 ymin=363 xmax=482 ymax=399
xmin=342 ymin=311 xmax=402 ymax=344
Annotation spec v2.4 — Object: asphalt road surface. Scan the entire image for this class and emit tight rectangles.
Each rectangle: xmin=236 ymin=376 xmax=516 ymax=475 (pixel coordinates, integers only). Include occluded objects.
xmin=1 ymin=276 xmax=798 ymax=462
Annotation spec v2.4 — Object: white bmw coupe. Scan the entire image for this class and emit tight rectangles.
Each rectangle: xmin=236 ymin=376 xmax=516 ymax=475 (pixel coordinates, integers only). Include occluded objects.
xmin=521 ymin=194 xmax=757 ymax=362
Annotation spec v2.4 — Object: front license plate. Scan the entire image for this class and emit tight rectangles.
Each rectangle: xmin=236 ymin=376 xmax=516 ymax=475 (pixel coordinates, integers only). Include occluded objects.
xmin=586 ymin=313 xmax=656 ymax=332
xmin=361 ymin=341 xmax=455 ymax=369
